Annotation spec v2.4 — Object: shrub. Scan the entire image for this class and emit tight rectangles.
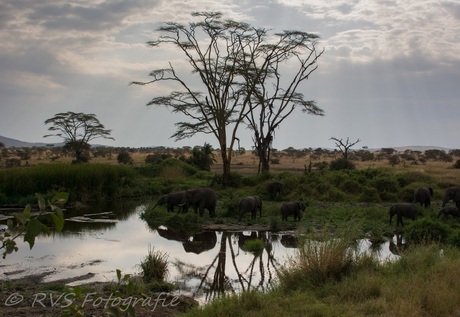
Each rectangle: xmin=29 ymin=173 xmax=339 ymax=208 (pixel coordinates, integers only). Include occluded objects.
xmin=329 ymin=158 xmax=355 ymax=171
xmin=358 ymin=187 xmax=381 ymax=203
xmin=371 ymin=176 xmax=399 ymax=193
xmin=447 ymin=229 xmax=460 ymax=247
xmin=405 ymin=218 xmax=450 ymax=244
xmin=210 ymin=172 xmax=244 ymax=188
xmin=340 ymin=179 xmax=362 ymax=195
xmin=244 ymin=239 xmax=265 ymax=254
xmin=139 ymin=245 xmax=169 ymax=283
xmin=396 ymin=171 xmax=434 ymax=187
xmin=117 ymin=150 xmax=133 ymax=165
xmin=453 ymin=160 xmax=460 ymax=169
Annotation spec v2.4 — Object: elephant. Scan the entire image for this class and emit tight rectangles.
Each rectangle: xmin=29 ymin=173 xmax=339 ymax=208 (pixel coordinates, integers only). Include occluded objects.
xmin=438 ymin=206 xmax=460 ymax=218
xmin=389 ymin=203 xmax=417 ymax=227
xmin=238 ymin=196 xmax=262 ymax=221
xmin=181 ymin=187 xmax=217 ymax=217
xmin=281 ymin=201 xmax=306 ymax=221
xmin=152 ymin=191 xmax=187 ymax=213
xmin=267 ymin=181 xmax=285 ymax=198
xmin=442 ymin=186 xmax=460 ymax=210
xmin=414 ymin=187 xmax=433 ymax=207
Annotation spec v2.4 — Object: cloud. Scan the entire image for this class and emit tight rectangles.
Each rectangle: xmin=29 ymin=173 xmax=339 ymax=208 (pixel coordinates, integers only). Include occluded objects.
xmin=275 ymin=0 xmax=460 ymax=65
xmin=0 ymin=0 xmax=459 ymax=149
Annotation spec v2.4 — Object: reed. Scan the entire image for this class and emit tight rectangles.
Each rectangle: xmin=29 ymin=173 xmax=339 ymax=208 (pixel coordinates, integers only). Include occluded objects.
xmin=0 ymin=163 xmax=137 ymax=202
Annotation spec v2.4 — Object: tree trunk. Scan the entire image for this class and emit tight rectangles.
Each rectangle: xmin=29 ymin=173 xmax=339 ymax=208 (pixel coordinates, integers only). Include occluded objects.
xmin=256 ymin=134 xmax=272 ymax=174
xmin=220 ymin=146 xmax=232 ymax=184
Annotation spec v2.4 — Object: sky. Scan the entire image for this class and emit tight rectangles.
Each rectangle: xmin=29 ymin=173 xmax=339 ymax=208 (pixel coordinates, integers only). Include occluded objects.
xmin=1 ymin=0 xmax=459 ymax=151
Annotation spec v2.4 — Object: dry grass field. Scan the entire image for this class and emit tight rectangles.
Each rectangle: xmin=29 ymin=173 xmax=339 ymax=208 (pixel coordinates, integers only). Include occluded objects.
xmin=3 ymin=148 xmax=460 ymax=185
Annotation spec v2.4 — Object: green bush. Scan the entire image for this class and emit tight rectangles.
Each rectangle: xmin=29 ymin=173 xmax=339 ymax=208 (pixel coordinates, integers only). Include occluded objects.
xmin=405 ymin=218 xmax=450 ymax=244
xmin=340 ymin=179 xmax=362 ymax=195
xmin=447 ymin=229 xmax=460 ymax=247
xmin=117 ymin=150 xmax=133 ymax=164
xmin=371 ymin=176 xmax=399 ymax=194
xmin=244 ymin=239 xmax=265 ymax=254
xmin=329 ymin=158 xmax=356 ymax=171
xmin=396 ymin=171 xmax=434 ymax=187
xmin=358 ymin=187 xmax=381 ymax=203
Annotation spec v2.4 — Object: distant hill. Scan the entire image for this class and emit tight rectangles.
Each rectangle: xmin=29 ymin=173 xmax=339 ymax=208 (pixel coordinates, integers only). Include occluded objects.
xmin=0 ymin=135 xmax=52 ymax=148
xmin=0 ymin=135 xmax=453 ymax=152
xmin=367 ymin=145 xmax=453 ymax=153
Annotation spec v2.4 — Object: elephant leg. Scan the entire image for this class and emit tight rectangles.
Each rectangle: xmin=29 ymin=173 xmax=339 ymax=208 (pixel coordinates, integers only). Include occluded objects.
xmin=199 ymin=202 xmax=205 ymax=217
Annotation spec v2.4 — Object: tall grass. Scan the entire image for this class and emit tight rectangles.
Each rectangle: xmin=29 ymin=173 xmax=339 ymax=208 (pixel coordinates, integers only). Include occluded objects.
xmin=138 ymin=245 xmax=169 ymax=283
xmin=184 ymin=244 xmax=460 ymax=317
xmin=0 ymin=164 xmax=138 ymax=203
xmin=277 ymin=225 xmax=375 ymax=290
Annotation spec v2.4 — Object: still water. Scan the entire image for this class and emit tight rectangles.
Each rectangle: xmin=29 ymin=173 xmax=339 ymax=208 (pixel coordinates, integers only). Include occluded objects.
xmin=0 ymin=199 xmax=397 ymax=303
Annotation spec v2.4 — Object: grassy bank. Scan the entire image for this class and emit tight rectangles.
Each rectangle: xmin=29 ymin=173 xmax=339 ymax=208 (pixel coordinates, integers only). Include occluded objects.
xmin=182 ymin=241 xmax=460 ymax=317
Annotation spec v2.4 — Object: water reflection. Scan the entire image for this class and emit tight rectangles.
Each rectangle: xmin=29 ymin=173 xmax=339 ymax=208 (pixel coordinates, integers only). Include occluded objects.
xmin=0 ymin=200 xmax=399 ymax=304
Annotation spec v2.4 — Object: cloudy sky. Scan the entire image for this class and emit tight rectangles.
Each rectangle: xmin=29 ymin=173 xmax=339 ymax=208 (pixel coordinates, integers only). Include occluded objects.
xmin=1 ymin=0 xmax=459 ymax=150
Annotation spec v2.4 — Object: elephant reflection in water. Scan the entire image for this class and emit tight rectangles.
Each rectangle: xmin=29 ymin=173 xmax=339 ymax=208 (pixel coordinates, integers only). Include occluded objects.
xmin=183 ymin=231 xmax=217 ymax=254
xmin=156 ymin=227 xmax=217 ymax=255
xmin=389 ymin=233 xmax=408 ymax=256
xmin=173 ymin=231 xmax=280 ymax=303
xmin=280 ymin=234 xmax=299 ymax=248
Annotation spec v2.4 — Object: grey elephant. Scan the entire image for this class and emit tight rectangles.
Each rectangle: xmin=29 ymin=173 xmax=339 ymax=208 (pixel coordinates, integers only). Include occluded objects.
xmin=281 ymin=201 xmax=306 ymax=221
xmin=238 ymin=196 xmax=262 ymax=221
xmin=438 ymin=206 xmax=460 ymax=218
xmin=267 ymin=181 xmax=285 ymax=198
xmin=181 ymin=187 xmax=217 ymax=217
xmin=414 ymin=187 xmax=433 ymax=207
xmin=152 ymin=191 xmax=187 ymax=213
xmin=389 ymin=203 xmax=417 ymax=227
xmin=442 ymin=186 xmax=460 ymax=210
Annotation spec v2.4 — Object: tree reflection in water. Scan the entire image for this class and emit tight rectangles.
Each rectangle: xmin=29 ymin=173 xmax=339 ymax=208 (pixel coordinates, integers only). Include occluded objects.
xmin=169 ymin=230 xmax=284 ymax=303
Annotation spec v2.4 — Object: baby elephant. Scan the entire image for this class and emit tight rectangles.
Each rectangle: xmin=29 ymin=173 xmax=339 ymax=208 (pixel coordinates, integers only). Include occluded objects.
xmin=389 ymin=203 xmax=417 ymax=227
xmin=281 ymin=201 xmax=306 ymax=221
xmin=438 ymin=206 xmax=460 ymax=218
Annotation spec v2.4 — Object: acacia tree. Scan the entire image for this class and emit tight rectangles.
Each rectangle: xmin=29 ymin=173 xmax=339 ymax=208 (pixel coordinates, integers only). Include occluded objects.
xmin=330 ymin=137 xmax=361 ymax=160
xmin=44 ymin=112 xmax=114 ymax=163
xmin=133 ymin=12 xmax=283 ymax=182
xmin=239 ymin=30 xmax=325 ymax=173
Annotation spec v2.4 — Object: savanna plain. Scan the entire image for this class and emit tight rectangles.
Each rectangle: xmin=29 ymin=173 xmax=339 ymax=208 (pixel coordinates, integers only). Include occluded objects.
xmin=2 ymin=147 xmax=460 ymax=317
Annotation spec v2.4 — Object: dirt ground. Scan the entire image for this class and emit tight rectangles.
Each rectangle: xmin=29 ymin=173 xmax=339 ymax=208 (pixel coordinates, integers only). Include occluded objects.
xmin=0 ymin=271 xmax=198 ymax=317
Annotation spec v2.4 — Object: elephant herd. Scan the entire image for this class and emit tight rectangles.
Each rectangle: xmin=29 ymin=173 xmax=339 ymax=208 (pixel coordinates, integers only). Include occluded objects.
xmin=390 ymin=186 xmax=460 ymax=227
xmin=153 ymin=184 xmax=460 ymax=226
xmin=153 ymin=181 xmax=305 ymax=221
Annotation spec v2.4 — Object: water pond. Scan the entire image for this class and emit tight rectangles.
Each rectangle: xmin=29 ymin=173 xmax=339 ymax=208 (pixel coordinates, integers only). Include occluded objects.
xmin=0 ymin=199 xmax=398 ymax=304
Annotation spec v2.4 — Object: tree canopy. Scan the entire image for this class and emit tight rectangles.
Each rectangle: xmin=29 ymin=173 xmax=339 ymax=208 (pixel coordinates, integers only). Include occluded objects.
xmin=133 ymin=11 xmax=324 ymax=180
xmin=44 ymin=111 xmax=114 ymax=163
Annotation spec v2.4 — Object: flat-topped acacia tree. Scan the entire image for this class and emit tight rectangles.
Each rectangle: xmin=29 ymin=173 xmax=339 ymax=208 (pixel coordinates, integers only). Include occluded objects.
xmin=133 ymin=11 xmax=323 ymax=181
xmin=44 ymin=111 xmax=114 ymax=163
